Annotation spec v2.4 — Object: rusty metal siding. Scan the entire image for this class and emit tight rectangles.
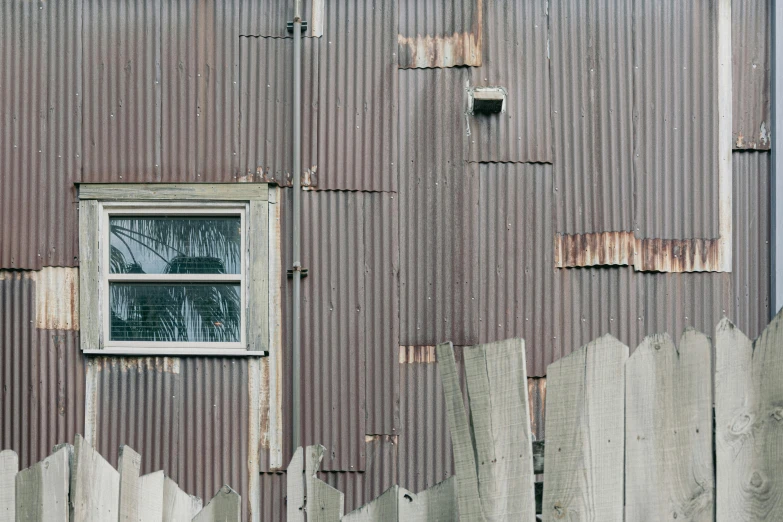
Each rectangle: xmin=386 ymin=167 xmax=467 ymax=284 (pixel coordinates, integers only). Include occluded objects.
xmin=82 ymin=0 xmax=162 ymax=182
xmin=466 ymin=0 xmax=551 ymax=163
xmin=732 ymin=0 xmax=770 ymax=150
xmin=477 ymin=163 xmax=557 ymax=376
xmin=397 ymin=0 xmax=482 ymax=68
xmin=633 ymin=0 xmax=719 ymax=240
xmin=315 ymin=0 xmax=398 ymax=191
xmin=91 ymin=356 xmax=252 ymax=520
xmin=240 ymin=0 xmax=322 ymax=37
xmin=0 ymin=275 xmax=85 ymax=469
xmin=399 ymin=68 xmax=479 ymax=346
xmin=0 ymin=0 xmax=81 ymax=269
xmin=550 ymin=0 xmax=634 ymax=234
xmin=259 ymin=473 xmax=287 ymax=521
xmin=238 ymin=37 xmax=319 ymax=187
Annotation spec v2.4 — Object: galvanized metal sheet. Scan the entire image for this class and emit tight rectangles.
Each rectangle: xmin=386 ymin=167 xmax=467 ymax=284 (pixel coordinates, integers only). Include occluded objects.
xmin=733 ymin=0 xmax=770 ymax=150
xmin=399 ymin=68 xmax=479 ymax=347
xmin=239 ymin=0 xmax=323 ymax=37
xmin=397 ymin=0 xmax=482 ymax=68
xmin=550 ymin=0 xmax=634 ymax=235
xmin=0 ymin=0 xmax=82 ymax=269
xmin=238 ymin=37 xmax=320 ymax=188
xmin=0 ymin=275 xmax=85 ymax=469
xmin=466 ymin=0 xmax=551 ymax=163
xmin=89 ymin=356 xmax=253 ymax=521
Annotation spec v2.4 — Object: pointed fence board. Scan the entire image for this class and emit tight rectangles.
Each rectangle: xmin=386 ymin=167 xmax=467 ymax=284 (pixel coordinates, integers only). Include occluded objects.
xmin=342 ymin=485 xmax=401 ymax=521
xmin=286 ymin=448 xmax=305 ymax=522
xmin=192 ymin=486 xmax=241 ymax=522
xmin=118 ymin=445 xmax=141 ymax=521
xmin=15 ymin=445 xmax=71 ymax=521
xmin=0 ymin=450 xmax=17 ymax=521
xmin=716 ymin=315 xmax=783 ymax=520
xmin=138 ymin=471 xmax=164 ymax=522
xmin=305 ymin=445 xmax=344 ymax=522
xmin=462 ymin=338 xmax=536 ymax=520
xmin=162 ymin=477 xmax=202 ymax=522
xmin=398 ymin=477 xmax=457 ymax=522
xmin=72 ymin=435 xmax=120 ymax=522
xmin=436 ymin=342 xmax=482 ymax=520
xmin=542 ymin=335 xmax=628 ymax=521
xmin=625 ymin=330 xmax=714 ymax=521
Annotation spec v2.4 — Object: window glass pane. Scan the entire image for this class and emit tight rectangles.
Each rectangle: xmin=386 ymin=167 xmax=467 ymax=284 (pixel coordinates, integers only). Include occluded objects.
xmin=109 ymin=216 xmax=241 ymax=274
xmin=110 ymin=283 xmax=241 ymax=343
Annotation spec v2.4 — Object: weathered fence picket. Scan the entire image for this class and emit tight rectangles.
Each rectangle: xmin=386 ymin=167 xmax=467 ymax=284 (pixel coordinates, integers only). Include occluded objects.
xmin=340 ymin=478 xmax=457 ymax=521
xmin=162 ymin=477 xmax=203 ymax=521
xmin=15 ymin=444 xmax=71 ymax=521
xmin=138 ymin=471 xmax=165 ymax=521
xmin=192 ymin=486 xmax=241 ymax=522
xmin=287 ymin=445 xmax=344 ymax=522
xmin=118 ymin=445 xmax=141 ymax=521
xmin=716 ymin=314 xmax=783 ymax=520
xmin=72 ymin=434 xmax=120 ymax=521
xmin=0 ymin=450 xmax=17 ymax=521
xmin=542 ymin=335 xmax=628 ymax=521
xmin=625 ymin=330 xmax=714 ymax=521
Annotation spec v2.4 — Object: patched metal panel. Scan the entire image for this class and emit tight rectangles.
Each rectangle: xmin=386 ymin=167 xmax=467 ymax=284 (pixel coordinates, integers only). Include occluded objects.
xmin=634 ymin=0 xmax=719 ymax=240
xmin=550 ymin=0 xmax=634 ymax=234
xmin=397 ymin=0 xmax=482 ymax=68
xmin=467 ymin=0 xmax=551 ymax=163
xmin=238 ymin=37 xmax=319 ymax=187
xmin=82 ymin=0 xmax=162 ymax=182
xmin=477 ymin=163 xmax=557 ymax=376
xmin=0 ymin=275 xmax=85 ymax=469
xmin=0 ymin=0 xmax=82 ymax=269
xmin=733 ymin=0 xmax=770 ymax=150
xmin=315 ymin=0 xmax=398 ymax=191
xmin=90 ymin=356 xmax=253 ymax=520
xmin=31 ymin=267 xmax=79 ymax=330
xmin=399 ymin=68 xmax=479 ymax=346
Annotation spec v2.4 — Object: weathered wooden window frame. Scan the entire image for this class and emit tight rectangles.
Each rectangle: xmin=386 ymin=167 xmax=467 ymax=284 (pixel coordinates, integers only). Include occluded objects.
xmin=78 ymin=184 xmax=270 ymax=356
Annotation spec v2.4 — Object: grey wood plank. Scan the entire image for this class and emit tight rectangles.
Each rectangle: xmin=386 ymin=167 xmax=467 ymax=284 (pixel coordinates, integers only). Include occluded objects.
xmin=304 ymin=445 xmax=343 ymax=522
xmin=542 ymin=334 xmax=628 ymax=522
xmin=118 ymin=446 xmax=141 ymax=522
xmin=248 ymin=200 xmax=269 ymax=351
xmin=463 ymin=338 xmax=536 ymax=521
xmin=286 ymin=448 xmax=305 ymax=522
xmin=399 ymin=477 xmax=458 ymax=522
xmin=716 ymin=315 xmax=783 ymax=520
xmin=0 ymin=450 xmax=17 ymax=522
xmin=162 ymin=477 xmax=202 ymax=522
xmin=15 ymin=445 xmax=70 ymax=521
xmin=342 ymin=485 xmax=399 ymax=521
xmin=79 ymin=200 xmax=101 ymax=350
xmin=138 ymin=471 xmax=164 ymax=522
xmin=72 ymin=434 xmax=120 ymax=522
xmin=191 ymin=486 xmax=241 ymax=522
xmin=625 ymin=330 xmax=714 ymax=521
xmin=79 ymin=183 xmax=268 ymax=201
xmin=435 ymin=342 xmax=482 ymax=521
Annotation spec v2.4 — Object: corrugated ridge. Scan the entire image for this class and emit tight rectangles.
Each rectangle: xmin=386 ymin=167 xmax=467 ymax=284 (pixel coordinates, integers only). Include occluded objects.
xmin=633 ymin=0 xmax=719 ymax=239
xmin=82 ymin=0 xmax=162 ymax=182
xmin=732 ymin=0 xmax=770 ymax=150
xmin=0 ymin=276 xmax=85 ymax=469
xmin=477 ymin=163 xmax=556 ymax=377
xmin=399 ymin=68 xmax=479 ymax=346
xmin=0 ymin=0 xmax=81 ymax=269
xmin=467 ymin=0 xmax=551 ymax=163
xmin=239 ymin=0 xmax=321 ymax=37
xmin=551 ymin=0 xmax=634 ymax=233
xmin=316 ymin=0 xmax=397 ymax=191
xmin=259 ymin=472 xmax=287 ymax=521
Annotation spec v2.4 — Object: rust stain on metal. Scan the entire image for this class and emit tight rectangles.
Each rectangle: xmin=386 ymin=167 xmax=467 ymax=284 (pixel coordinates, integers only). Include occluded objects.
xmin=259 ymin=358 xmax=271 ymax=450
xmin=398 ymin=0 xmax=482 ymax=69
xmin=91 ymin=356 xmax=181 ymax=374
xmin=0 ymin=268 xmax=79 ymax=330
xmin=398 ymin=346 xmax=437 ymax=364
xmin=528 ymin=377 xmax=546 ymax=441
xmin=556 ymin=232 xmax=727 ymax=273
xmin=236 ymin=166 xmax=317 ymax=188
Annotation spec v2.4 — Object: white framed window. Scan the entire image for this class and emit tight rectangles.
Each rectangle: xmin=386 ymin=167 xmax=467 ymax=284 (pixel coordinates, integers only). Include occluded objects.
xmin=78 ymin=184 xmax=274 ymax=355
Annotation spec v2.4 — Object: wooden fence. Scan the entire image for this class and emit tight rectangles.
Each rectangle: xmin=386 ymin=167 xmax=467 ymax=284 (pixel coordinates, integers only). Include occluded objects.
xmin=4 ymin=312 xmax=782 ymax=520
xmin=1 ymin=435 xmax=240 ymax=521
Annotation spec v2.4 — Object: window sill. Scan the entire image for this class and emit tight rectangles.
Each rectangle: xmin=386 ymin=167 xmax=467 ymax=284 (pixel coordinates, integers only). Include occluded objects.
xmin=83 ymin=348 xmax=268 ymax=357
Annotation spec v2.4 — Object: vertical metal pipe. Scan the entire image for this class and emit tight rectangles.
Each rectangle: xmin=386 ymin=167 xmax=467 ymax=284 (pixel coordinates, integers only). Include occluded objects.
xmin=292 ymin=0 xmax=302 ymax=450
xmin=773 ymin=0 xmax=783 ymax=317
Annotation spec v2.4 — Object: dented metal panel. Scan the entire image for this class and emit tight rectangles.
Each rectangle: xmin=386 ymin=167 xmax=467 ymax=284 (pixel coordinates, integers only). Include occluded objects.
xmin=733 ymin=0 xmax=770 ymax=150
xmin=0 ymin=0 xmax=82 ymax=269
xmin=466 ymin=0 xmax=551 ymax=163
xmin=0 ymin=275 xmax=86 ymax=469
xmin=399 ymin=69 xmax=479 ymax=346
xmin=550 ymin=0 xmax=634 ymax=234
xmin=397 ymin=0 xmax=482 ymax=68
